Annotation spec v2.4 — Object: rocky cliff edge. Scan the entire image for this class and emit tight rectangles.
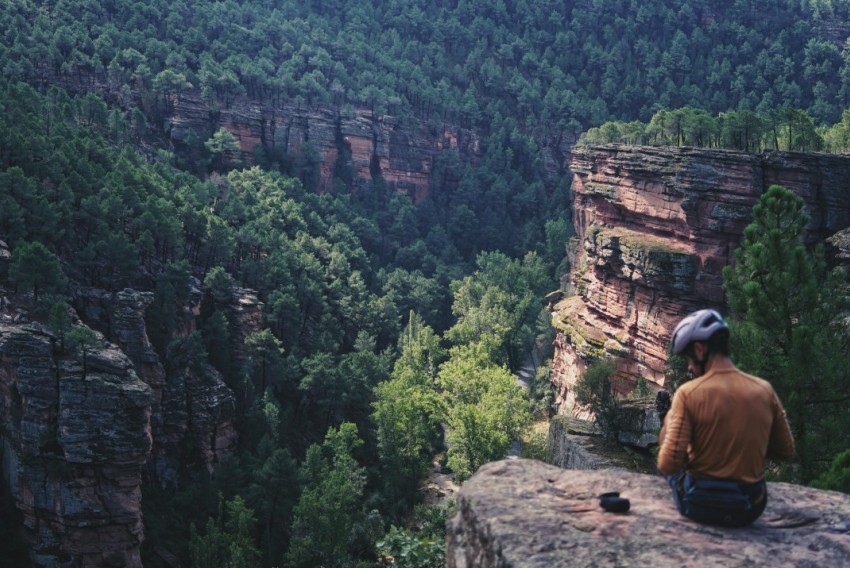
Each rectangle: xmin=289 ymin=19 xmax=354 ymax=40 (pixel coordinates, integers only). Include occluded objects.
xmin=0 ymin=284 xmax=244 ymax=565
xmin=448 ymin=459 xmax=850 ymax=568
xmin=0 ymin=322 xmax=152 ymax=567
xmin=551 ymin=144 xmax=850 ymax=416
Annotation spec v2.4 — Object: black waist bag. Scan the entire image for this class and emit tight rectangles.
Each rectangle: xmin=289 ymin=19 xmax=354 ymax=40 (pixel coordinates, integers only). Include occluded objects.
xmin=682 ymin=478 xmax=752 ymax=527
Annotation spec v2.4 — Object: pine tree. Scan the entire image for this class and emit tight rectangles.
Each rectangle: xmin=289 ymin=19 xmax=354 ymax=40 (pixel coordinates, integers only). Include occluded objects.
xmin=189 ymin=494 xmax=260 ymax=568
xmin=723 ymin=184 xmax=850 ymax=483
xmin=8 ymin=240 xmax=65 ymax=302
xmin=286 ymin=423 xmax=372 ymax=568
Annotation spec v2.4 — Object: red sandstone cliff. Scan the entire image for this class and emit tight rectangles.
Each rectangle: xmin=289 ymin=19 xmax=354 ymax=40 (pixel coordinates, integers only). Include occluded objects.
xmin=45 ymin=70 xmax=568 ymax=203
xmin=166 ymin=91 xmax=484 ymax=202
xmin=552 ymin=144 xmax=850 ymax=415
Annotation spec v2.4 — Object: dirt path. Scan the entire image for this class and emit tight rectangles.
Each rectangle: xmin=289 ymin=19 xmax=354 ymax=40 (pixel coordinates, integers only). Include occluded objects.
xmin=421 ymin=453 xmax=459 ymax=508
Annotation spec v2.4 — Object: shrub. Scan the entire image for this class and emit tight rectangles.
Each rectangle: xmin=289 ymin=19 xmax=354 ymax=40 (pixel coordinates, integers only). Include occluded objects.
xmin=575 ymin=358 xmax=621 ymax=439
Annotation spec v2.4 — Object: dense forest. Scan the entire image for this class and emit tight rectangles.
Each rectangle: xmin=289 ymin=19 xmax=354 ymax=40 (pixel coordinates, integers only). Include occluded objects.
xmin=3 ymin=0 xmax=850 ymax=133
xmin=3 ymin=0 xmax=850 ymax=566
xmin=0 ymin=78 xmax=559 ymax=566
xmin=579 ymin=106 xmax=850 ymax=152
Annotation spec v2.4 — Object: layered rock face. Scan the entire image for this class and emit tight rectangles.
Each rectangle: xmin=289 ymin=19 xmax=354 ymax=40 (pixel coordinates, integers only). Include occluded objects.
xmin=224 ymin=286 xmax=265 ymax=368
xmin=447 ymin=459 xmax=850 ymax=567
xmin=0 ymin=322 xmax=153 ymax=567
xmin=167 ymin=92 xmax=484 ymax=201
xmin=552 ymin=144 xmax=850 ymax=414
xmin=0 ymin=284 xmax=246 ymax=564
xmin=74 ymin=288 xmax=238 ymax=485
xmin=546 ymin=415 xmax=656 ymax=473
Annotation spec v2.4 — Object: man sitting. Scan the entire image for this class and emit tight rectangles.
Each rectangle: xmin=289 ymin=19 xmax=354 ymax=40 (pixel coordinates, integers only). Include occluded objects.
xmin=657 ymin=309 xmax=795 ymax=526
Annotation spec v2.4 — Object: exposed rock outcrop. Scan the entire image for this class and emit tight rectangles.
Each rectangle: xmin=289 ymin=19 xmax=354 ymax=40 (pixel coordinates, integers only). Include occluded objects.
xmin=552 ymin=145 xmax=850 ymax=415
xmin=447 ymin=459 xmax=850 ymax=568
xmin=225 ymin=286 xmax=265 ymax=368
xmin=828 ymin=226 xmax=850 ymax=264
xmin=73 ymin=288 xmax=238 ymax=485
xmin=613 ymin=399 xmax=662 ymax=448
xmin=546 ymin=416 xmax=655 ymax=473
xmin=0 ymin=285 xmax=242 ymax=564
xmin=0 ymin=322 xmax=152 ymax=567
xmin=167 ymin=91 xmax=485 ymax=201
xmin=39 ymin=68 xmax=574 ymax=204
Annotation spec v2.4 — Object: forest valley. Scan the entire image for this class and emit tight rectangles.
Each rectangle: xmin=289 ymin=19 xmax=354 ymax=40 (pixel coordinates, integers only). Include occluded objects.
xmin=2 ymin=1 xmax=850 ymax=567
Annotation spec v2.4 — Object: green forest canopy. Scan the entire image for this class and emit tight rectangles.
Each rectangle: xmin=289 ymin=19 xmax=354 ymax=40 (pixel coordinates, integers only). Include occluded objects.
xmin=0 ymin=75 xmax=553 ymax=566
xmin=3 ymin=0 xmax=850 ymax=135
xmin=579 ymin=106 xmax=850 ymax=153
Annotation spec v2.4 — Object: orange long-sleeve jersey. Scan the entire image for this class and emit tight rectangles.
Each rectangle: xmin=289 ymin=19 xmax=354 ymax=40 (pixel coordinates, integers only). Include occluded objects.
xmin=657 ymin=367 xmax=795 ymax=483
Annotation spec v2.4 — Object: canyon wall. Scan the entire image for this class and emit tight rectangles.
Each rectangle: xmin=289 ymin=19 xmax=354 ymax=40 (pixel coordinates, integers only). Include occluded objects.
xmin=73 ymin=288 xmax=240 ymax=486
xmin=47 ymin=70 xmax=567 ymax=202
xmin=166 ymin=92 xmax=486 ymax=200
xmin=165 ymin=92 xmax=486 ymax=201
xmin=552 ymin=144 xmax=850 ymax=415
xmin=162 ymin=88 xmax=576 ymax=201
xmin=0 ymin=321 xmax=152 ymax=567
xmin=42 ymin=71 xmax=479 ymax=200
xmin=0 ymin=281 xmax=257 ymax=565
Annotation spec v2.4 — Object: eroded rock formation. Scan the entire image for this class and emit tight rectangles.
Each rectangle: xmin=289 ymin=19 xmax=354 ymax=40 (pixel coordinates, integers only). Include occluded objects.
xmin=167 ymin=92 xmax=484 ymax=201
xmin=73 ymin=288 xmax=238 ymax=485
xmin=0 ymin=322 xmax=152 ymax=567
xmin=546 ymin=416 xmax=655 ymax=472
xmin=552 ymin=144 xmax=850 ymax=415
xmin=447 ymin=459 xmax=850 ymax=567
xmin=0 ymin=239 xmax=10 ymax=279
xmin=224 ymin=286 xmax=265 ymax=368
xmin=828 ymin=227 xmax=850 ymax=264
xmin=0 ymin=282 xmax=247 ymax=564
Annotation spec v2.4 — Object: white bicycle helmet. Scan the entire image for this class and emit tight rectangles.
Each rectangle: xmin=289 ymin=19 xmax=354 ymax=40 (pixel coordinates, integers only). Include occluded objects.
xmin=670 ymin=309 xmax=729 ymax=355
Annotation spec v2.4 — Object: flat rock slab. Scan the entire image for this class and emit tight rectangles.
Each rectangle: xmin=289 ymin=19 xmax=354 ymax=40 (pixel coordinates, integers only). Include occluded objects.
xmin=447 ymin=459 xmax=850 ymax=567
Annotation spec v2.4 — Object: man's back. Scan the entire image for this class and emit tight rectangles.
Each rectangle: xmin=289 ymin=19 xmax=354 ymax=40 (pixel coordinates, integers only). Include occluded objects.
xmin=657 ymin=367 xmax=795 ymax=483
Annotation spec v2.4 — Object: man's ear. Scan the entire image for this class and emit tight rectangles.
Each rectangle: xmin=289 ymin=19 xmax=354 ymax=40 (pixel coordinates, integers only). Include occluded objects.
xmin=692 ymin=341 xmax=708 ymax=360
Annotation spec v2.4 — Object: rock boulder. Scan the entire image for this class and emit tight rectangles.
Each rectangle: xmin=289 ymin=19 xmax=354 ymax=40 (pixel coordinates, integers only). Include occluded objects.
xmin=447 ymin=459 xmax=850 ymax=567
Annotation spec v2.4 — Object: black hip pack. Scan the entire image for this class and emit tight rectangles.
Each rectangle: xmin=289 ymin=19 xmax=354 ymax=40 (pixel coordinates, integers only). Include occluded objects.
xmin=682 ymin=477 xmax=753 ymax=527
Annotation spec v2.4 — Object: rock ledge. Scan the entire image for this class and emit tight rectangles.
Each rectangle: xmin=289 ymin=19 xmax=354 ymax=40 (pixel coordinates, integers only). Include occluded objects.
xmin=447 ymin=459 xmax=850 ymax=567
